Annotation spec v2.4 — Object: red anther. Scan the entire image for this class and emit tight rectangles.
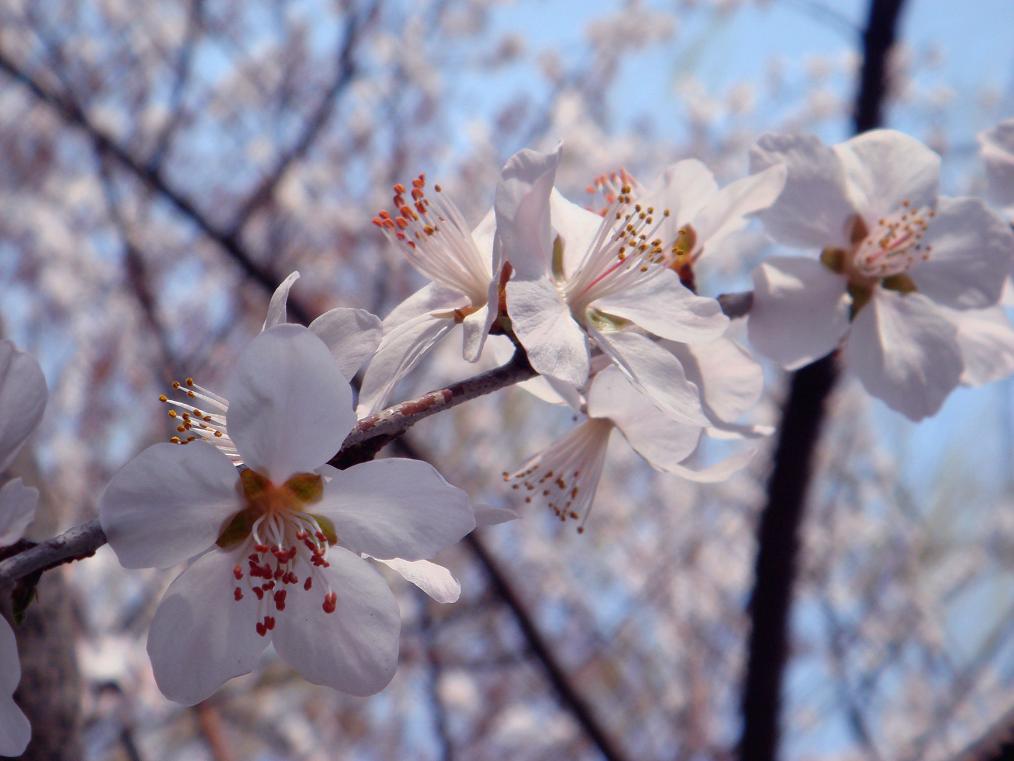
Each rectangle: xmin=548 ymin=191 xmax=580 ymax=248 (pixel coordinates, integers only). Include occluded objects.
xmin=411 ymin=187 xmax=424 ymax=200
xmin=315 ymin=531 xmax=327 ymax=542
xmin=256 ymin=622 xmax=267 ymax=637
xmin=322 ymin=591 xmax=337 ymax=614
xmin=253 ymin=587 xmax=265 ymax=600
xmin=304 ymin=577 xmax=313 ymax=591
xmin=296 ymin=529 xmax=308 ymax=540
xmin=378 ymin=210 xmax=391 ymax=220
xmin=254 ymin=543 xmax=269 ymax=553
xmin=371 ymin=216 xmax=383 ymax=227
xmin=274 ymin=590 xmax=287 ymax=611
xmin=233 ymin=565 xmax=243 ymax=580
xmin=393 ymin=183 xmax=406 ymax=194
xmin=248 ymin=553 xmax=260 ymax=562
xmin=274 ymin=567 xmax=285 ymax=580
xmin=233 ymin=587 xmax=243 ymax=601
xmin=395 ymin=217 xmax=409 ymax=230
xmin=415 ymin=201 xmax=426 ymax=214
xmin=287 ymin=547 xmax=298 ymax=561
xmin=285 ymin=572 xmax=298 ymax=585
xmin=265 ymin=616 xmax=276 ymax=631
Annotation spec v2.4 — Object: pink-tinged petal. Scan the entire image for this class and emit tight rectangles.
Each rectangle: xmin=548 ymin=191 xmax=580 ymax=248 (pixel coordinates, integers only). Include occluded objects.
xmin=691 ymin=164 xmax=787 ymax=249
xmin=271 ymin=546 xmax=400 ymax=696
xmin=0 ymin=479 xmax=38 ymax=546
xmin=473 ymin=504 xmax=519 ymax=528
xmin=374 ymin=557 xmax=461 ymax=603
xmin=748 ymin=256 xmax=850 ymax=370
xmin=592 ymin=269 xmax=728 ymax=343
xmin=652 ymin=159 xmax=720 ymax=227
xmin=910 ymin=196 xmax=1013 ymax=310
xmin=0 ymin=341 xmax=47 ymax=473
xmin=0 ymin=618 xmax=30 ymax=757
xmin=750 ymin=133 xmax=856 ymax=248
xmin=590 ymin=328 xmax=708 ymax=426
xmin=845 ymin=292 xmax=962 ymax=421
xmin=357 ymin=314 xmax=454 ymax=416
xmin=506 ymin=278 xmax=589 ymax=387
xmin=309 ymin=307 xmax=383 ymax=380
xmin=941 ymin=306 xmax=1014 ymax=387
xmin=494 ymin=146 xmax=561 ymax=280
xmin=99 ymin=442 xmax=240 ymax=570
xmin=146 ymin=549 xmax=267 ymax=705
xmin=587 ymin=367 xmax=701 ymax=472
xmin=262 ymin=271 xmax=300 ymax=331
xmin=226 ymin=325 xmax=353 ymax=479
xmin=834 ymin=129 xmax=940 ymax=219
xmin=663 ymin=336 xmax=764 ymax=424
xmin=471 ymin=207 xmax=497 ymax=272
xmin=550 ymin=188 xmax=604 ymax=280
xmin=316 ymin=460 xmax=474 ymax=561
xmin=979 ymin=118 xmax=1014 ymax=208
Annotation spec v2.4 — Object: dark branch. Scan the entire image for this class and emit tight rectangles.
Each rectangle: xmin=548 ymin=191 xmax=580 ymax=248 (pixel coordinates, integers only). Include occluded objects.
xmin=736 ymin=2 xmax=907 ymax=760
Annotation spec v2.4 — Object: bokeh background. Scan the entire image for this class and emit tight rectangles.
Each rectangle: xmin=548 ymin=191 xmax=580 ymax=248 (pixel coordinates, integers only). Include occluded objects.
xmin=0 ymin=0 xmax=1012 ymax=759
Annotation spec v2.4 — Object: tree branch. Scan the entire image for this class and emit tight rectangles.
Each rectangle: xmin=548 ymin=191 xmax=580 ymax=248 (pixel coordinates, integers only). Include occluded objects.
xmin=736 ymin=2 xmax=907 ymax=760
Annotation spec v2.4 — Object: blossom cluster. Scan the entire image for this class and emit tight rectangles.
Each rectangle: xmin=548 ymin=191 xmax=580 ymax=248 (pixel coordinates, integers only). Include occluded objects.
xmin=2 ymin=123 xmax=1012 ymax=752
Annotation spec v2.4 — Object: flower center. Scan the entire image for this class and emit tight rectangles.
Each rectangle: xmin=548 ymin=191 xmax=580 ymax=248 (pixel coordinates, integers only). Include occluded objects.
xmin=819 ymin=205 xmax=936 ymax=319
xmin=502 ymin=419 xmax=612 ymax=534
xmin=217 ymin=469 xmax=340 ymax=636
xmin=372 ymin=174 xmax=491 ymax=305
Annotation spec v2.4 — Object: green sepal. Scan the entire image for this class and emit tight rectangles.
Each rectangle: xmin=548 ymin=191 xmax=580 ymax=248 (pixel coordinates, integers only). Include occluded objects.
xmin=285 ymin=473 xmax=323 ymax=505
xmin=847 ymin=282 xmax=873 ymax=321
xmin=216 ymin=506 xmax=259 ymax=549
xmin=882 ymin=273 xmax=917 ymax=294
xmin=820 ymin=247 xmax=847 ymax=274
xmin=551 ymin=235 xmax=566 ymax=280
xmin=239 ymin=468 xmax=270 ymax=499
xmin=309 ymin=514 xmax=338 ymax=545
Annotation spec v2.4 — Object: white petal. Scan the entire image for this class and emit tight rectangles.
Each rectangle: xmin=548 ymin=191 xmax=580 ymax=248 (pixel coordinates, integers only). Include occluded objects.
xmin=99 ymin=442 xmax=240 ymax=570
xmin=651 ymin=159 xmax=719 ymax=226
xmin=587 ymin=367 xmax=701 ymax=472
xmin=750 ymin=132 xmax=856 ymax=248
xmin=473 ymin=504 xmax=520 ymax=527
xmin=374 ymin=557 xmax=461 ymax=603
xmin=316 ymin=459 xmax=474 ymax=560
xmin=979 ymin=118 xmax=1014 ymax=208
xmin=691 ymin=163 xmax=787 ymax=250
xmin=0 ymin=479 xmax=38 ymax=546
xmin=486 ymin=333 xmax=581 ymax=407
xmin=309 ymin=307 xmax=383 ymax=380
xmin=461 ymin=303 xmax=495 ymax=362
xmin=748 ymin=256 xmax=850 ymax=370
xmin=910 ymin=196 xmax=1012 ymax=309
xmin=506 ymin=278 xmax=589 ymax=387
xmin=0 ymin=341 xmax=47 ymax=473
xmin=356 ymin=284 xmax=465 ymax=415
xmin=943 ymin=306 xmax=1014 ymax=386
xmin=661 ymin=435 xmax=759 ymax=483
xmin=271 ymin=546 xmax=400 ymax=696
xmin=590 ymin=328 xmax=708 ymax=426
xmin=550 ymin=188 xmax=604 ymax=280
xmin=0 ymin=618 xmax=29 ymax=757
xmin=262 ymin=271 xmax=300 ymax=331
xmin=663 ymin=336 xmax=764 ymax=424
xmin=146 ymin=550 xmax=268 ymax=705
xmin=592 ymin=269 xmax=728 ymax=343
xmin=226 ymin=325 xmax=353 ymax=480
xmin=834 ymin=129 xmax=940 ymax=219
xmin=845 ymin=292 xmax=962 ymax=421
xmin=494 ymin=146 xmax=561 ymax=280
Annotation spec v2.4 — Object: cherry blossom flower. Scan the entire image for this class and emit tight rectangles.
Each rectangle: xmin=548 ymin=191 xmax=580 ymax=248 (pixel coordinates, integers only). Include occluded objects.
xmin=978 ymin=118 xmax=1014 ymax=216
xmin=358 ymin=148 xmax=559 ymax=414
xmin=504 ymin=365 xmax=760 ymax=532
xmin=748 ymin=129 xmax=1014 ymax=420
xmin=0 ymin=340 xmax=46 ymax=758
xmin=500 ymin=148 xmax=784 ymax=424
xmin=99 ymin=325 xmax=475 ymax=704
